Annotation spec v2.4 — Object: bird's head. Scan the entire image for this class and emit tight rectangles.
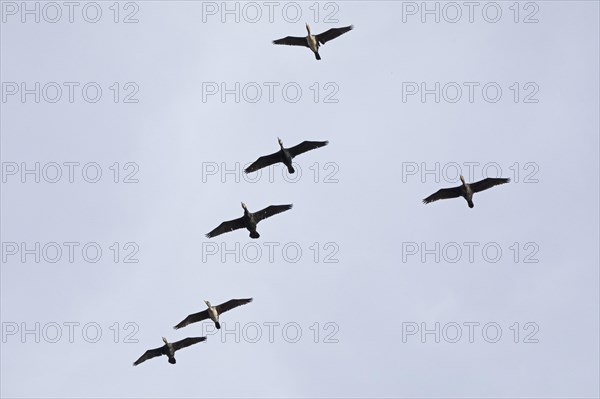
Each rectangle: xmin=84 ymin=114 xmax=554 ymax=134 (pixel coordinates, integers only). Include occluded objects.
xmin=241 ymin=202 xmax=247 ymax=211
xmin=162 ymin=336 xmax=168 ymax=344
xmin=460 ymin=175 xmax=466 ymax=184
xmin=204 ymin=300 xmax=212 ymax=308
xmin=277 ymin=137 xmax=284 ymax=148
xmin=305 ymin=23 xmax=311 ymax=34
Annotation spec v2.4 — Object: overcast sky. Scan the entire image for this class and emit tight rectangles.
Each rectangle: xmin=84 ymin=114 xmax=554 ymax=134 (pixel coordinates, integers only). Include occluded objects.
xmin=1 ymin=1 xmax=599 ymax=398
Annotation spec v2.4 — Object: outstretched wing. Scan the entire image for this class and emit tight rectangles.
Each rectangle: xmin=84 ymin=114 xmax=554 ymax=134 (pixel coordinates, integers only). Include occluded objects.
xmin=245 ymin=151 xmax=281 ymax=174
xmin=205 ymin=217 xmax=246 ymax=238
xmin=216 ymin=298 xmax=253 ymax=314
xmin=470 ymin=178 xmax=510 ymax=193
xmin=172 ymin=337 xmax=206 ymax=351
xmin=173 ymin=310 xmax=210 ymax=330
xmin=422 ymin=186 xmax=463 ymax=204
xmin=273 ymin=36 xmax=308 ymax=47
xmin=316 ymin=25 xmax=353 ymax=45
xmin=287 ymin=141 xmax=329 ymax=158
xmin=253 ymin=204 xmax=293 ymax=223
xmin=133 ymin=346 xmax=166 ymax=366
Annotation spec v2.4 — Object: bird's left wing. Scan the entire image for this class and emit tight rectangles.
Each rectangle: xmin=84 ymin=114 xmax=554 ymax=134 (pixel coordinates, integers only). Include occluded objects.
xmin=422 ymin=187 xmax=463 ymax=204
xmin=173 ymin=310 xmax=210 ymax=330
xmin=273 ymin=36 xmax=309 ymax=47
xmin=254 ymin=204 xmax=293 ymax=223
xmin=316 ymin=25 xmax=353 ymax=45
xmin=245 ymin=151 xmax=281 ymax=174
xmin=133 ymin=346 xmax=165 ymax=366
xmin=205 ymin=217 xmax=246 ymax=238
xmin=287 ymin=141 xmax=329 ymax=158
xmin=470 ymin=178 xmax=510 ymax=193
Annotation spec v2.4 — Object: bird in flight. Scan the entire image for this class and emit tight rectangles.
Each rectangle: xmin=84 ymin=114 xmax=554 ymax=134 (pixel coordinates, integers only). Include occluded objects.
xmin=132 ymin=336 xmax=206 ymax=366
xmin=174 ymin=298 xmax=253 ymax=330
xmin=422 ymin=175 xmax=510 ymax=208
xmin=273 ymin=24 xmax=353 ymax=60
xmin=245 ymin=138 xmax=328 ymax=174
xmin=206 ymin=202 xmax=292 ymax=239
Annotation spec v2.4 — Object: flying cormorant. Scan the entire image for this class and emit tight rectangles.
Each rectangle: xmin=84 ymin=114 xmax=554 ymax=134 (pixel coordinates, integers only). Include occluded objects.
xmin=133 ymin=336 xmax=206 ymax=366
xmin=174 ymin=298 xmax=253 ymax=330
xmin=206 ymin=202 xmax=292 ymax=239
xmin=423 ymin=176 xmax=510 ymax=208
xmin=273 ymin=24 xmax=353 ymax=60
xmin=245 ymin=138 xmax=328 ymax=174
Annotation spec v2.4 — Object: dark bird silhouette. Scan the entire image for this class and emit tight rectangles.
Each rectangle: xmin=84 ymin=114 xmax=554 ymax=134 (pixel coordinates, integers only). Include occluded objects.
xmin=423 ymin=175 xmax=510 ymax=208
xmin=273 ymin=23 xmax=353 ymax=60
xmin=206 ymin=202 xmax=292 ymax=239
xmin=133 ymin=336 xmax=206 ymax=366
xmin=245 ymin=138 xmax=328 ymax=174
xmin=174 ymin=298 xmax=253 ymax=330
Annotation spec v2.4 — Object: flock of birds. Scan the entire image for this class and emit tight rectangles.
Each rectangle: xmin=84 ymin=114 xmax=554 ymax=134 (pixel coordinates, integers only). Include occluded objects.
xmin=206 ymin=138 xmax=328 ymax=239
xmin=133 ymin=23 xmax=511 ymax=366
xmin=133 ymin=299 xmax=253 ymax=365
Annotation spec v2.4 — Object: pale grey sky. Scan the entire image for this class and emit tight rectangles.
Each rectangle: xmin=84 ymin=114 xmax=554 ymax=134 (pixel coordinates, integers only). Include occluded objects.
xmin=1 ymin=1 xmax=599 ymax=398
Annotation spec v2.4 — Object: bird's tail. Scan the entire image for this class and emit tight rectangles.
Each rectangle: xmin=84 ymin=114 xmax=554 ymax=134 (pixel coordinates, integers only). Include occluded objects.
xmin=168 ymin=357 xmax=176 ymax=364
xmin=468 ymin=200 xmax=474 ymax=208
xmin=215 ymin=321 xmax=221 ymax=329
xmin=287 ymin=164 xmax=295 ymax=174
xmin=315 ymin=51 xmax=321 ymax=60
xmin=250 ymin=231 xmax=260 ymax=239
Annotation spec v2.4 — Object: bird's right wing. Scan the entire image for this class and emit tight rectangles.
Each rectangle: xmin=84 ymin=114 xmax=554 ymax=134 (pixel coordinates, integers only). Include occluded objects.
xmin=216 ymin=298 xmax=253 ymax=314
xmin=422 ymin=187 xmax=462 ymax=204
xmin=254 ymin=204 xmax=293 ymax=223
xmin=205 ymin=217 xmax=246 ymax=238
xmin=133 ymin=346 xmax=165 ymax=366
xmin=245 ymin=151 xmax=281 ymax=174
xmin=316 ymin=25 xmax=353 ymax=45
xmin=172 ymin=337 xmax=207 ymax=351
xmin=273 ymin=36 xmax=309 ymax=47
xmin=173 ymin=310 xmax=210 ymax=330
xmin=287 ymin=141 xmax=329 ymax=158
